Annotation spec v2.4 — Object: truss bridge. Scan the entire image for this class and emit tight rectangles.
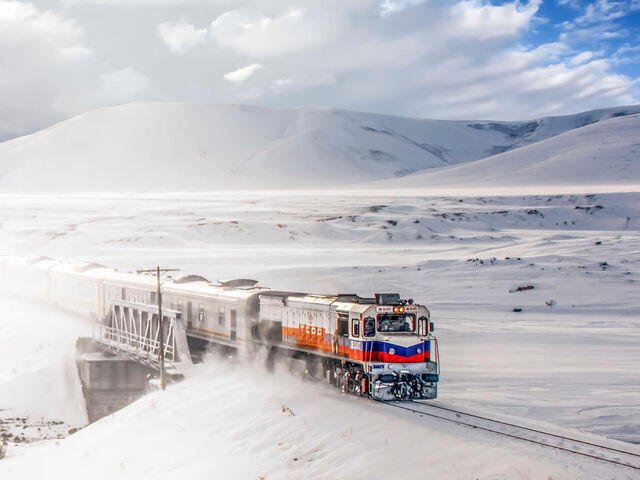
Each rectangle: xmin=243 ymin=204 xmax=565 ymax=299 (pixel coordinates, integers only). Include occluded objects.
xmin=93 ymin=300 xmax=193 ymax=375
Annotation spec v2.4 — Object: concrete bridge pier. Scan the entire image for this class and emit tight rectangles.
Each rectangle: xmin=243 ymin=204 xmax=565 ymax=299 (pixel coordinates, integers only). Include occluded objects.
xmin=76 ymin=350 xmax=154 ymax=423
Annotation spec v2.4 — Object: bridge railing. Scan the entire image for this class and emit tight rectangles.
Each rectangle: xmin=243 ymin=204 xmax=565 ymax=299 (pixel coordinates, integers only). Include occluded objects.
xmin=93 ymin=324 xmax=175 ymax=362
xmin=92 ymin=300 xmax=192 ymax=370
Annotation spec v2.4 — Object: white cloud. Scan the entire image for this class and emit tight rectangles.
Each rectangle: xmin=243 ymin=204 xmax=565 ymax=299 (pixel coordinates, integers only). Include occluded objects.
xmin=576 ymin=0 xmax=629 ymax=25
xmin=0 ymin=0 xmax=83 ymax=43
xmin=559 ymin=22 xmax=628 ymax=45
xmin=209 ymin=6 xmax=341 ymax=57
xmin=157 ymin=21 xmax=208 ymax=54
xmin=0 ymin=1 xmax=95 ymax=136
xmin=224 ymin=63 xmax=263 ymax=83
xmin=568 ymin=50 xmax=593 ymax=66
xmin=450 ymin=0 xmax=541 ymax=39
xmin=380 ymin=0 xmax=426 ymax=16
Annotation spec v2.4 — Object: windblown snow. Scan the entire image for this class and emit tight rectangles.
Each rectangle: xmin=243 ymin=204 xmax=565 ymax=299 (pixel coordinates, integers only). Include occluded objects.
xmin=0 ymin=102 xmax=638 ymax=191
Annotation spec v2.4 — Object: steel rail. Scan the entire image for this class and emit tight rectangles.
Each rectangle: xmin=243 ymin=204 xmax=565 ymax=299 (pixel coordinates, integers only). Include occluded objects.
xmin=412 ymin=401 xmax=640 ymax=459
xmin=381 ymin=400 xmax=640 ymax=471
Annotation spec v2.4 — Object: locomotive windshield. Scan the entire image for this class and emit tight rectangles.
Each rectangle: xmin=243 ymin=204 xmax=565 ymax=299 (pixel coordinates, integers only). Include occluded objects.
xmin=377 ymin=314 xmax=415 ymax=333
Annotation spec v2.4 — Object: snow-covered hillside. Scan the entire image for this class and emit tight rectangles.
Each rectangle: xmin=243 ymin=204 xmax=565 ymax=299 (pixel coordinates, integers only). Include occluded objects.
xmin=378 ymin=113 xmax=640 ymax=190
xmin=1 ymin=102 xmax=638 ymax=191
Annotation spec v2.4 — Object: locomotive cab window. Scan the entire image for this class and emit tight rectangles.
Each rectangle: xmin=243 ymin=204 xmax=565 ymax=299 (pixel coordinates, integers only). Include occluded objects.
xmin=351 ymin=318 xmax=360 ymax=337
xmin=364 ymin=316 xmax=376 ymax=337
xmin=377 ymin=314 xmax=416 ymax=333
xmin=417 ymin=316 xmax=429 ymax=336
xmin=337 ymin=313 xmax=349 ymax=336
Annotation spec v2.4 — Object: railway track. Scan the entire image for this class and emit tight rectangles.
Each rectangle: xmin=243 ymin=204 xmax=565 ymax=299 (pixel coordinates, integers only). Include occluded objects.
xmin=384 ymin=400 xmax=640 ymax=471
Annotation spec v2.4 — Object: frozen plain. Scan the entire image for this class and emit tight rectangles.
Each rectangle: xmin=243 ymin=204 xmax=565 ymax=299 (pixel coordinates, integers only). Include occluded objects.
xmin=1 ymin=189 xmax=639 ymax=479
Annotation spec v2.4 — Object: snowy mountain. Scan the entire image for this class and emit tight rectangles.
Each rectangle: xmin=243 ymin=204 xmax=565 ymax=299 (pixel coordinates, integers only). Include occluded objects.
xmin=0 ymin=102 xmax=638 ymax=191
xmin=378 ymin=113 xmax=640 ymax=190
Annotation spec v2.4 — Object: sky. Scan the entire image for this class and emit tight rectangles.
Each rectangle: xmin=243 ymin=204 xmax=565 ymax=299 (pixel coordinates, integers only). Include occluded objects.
xmin=0 ymin=0 xmax=639 ymax=140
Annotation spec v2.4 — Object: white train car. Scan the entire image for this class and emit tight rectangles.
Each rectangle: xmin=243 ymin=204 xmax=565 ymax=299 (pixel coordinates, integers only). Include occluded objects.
xmin=51 ymin=262 xmax=110 ymax=319
xmin=102 ymin=270 xmax=158 ymax=319
xmin=0 ymin=256 xmax=56 ymax=303
xmin=101 ymin=271 xmax=270 ymax=351
xmin=31 ymin=257 xmax=60 ymax=304
xmin=166 ymin=278 xmax=269 ymax=348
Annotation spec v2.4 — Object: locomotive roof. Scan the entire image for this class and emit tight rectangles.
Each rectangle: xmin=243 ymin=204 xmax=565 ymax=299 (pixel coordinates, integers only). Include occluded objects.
xmin=283 ymin=295 xmax=373 ymax=313
xmin=333 ymin=302 xmax=372 ymax=313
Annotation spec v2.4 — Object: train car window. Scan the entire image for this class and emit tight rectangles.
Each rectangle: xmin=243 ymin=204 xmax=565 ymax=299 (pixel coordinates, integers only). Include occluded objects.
xmin=219 ymin=306 xmax=226 ymax=326
xmin=364 ymin=317 xmax=376 ymax=337
xmin=377 ymin=314 xmax=416 ymax=333
xmin=121 ymin=287 xmax=126 ymax=300
xmin=151 ymin=291 xmax=157 ymax=304
xmin=198 ymin=304 xmax=204 ymax=322
xmin=351 ymin=319 xmax=360 ymax=337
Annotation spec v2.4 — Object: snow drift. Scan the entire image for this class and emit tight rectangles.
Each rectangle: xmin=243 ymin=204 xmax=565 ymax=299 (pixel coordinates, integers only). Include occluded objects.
xmin=0 ymin=102 xmax=638 ymax=191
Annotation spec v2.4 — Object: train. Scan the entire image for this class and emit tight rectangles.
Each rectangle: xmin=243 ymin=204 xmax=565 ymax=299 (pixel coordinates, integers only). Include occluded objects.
xmin=0 ymin=255 xmax=440 ymax=400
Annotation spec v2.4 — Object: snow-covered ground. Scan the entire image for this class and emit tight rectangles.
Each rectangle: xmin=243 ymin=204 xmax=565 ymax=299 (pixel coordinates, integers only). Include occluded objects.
xmin=0 ymin=297 xmax=89 ymax=445
xmin=0 ymin=351 xmax=632 ymax=480
xmin=1 ymin=190 xmax=639 ymax=478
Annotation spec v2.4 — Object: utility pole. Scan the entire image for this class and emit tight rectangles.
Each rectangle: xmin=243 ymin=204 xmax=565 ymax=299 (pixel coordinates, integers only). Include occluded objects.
xmin=137 ymin=266 xmax=179 ymax=391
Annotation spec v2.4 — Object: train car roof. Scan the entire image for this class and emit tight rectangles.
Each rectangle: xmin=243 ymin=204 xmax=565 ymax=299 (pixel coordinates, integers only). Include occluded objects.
xmin=52 ymin=261 xmax=112 ymax=278
xmin=103 ymin=270 xmax=270 ymax=301
xmin=1 ymin=255 xmax=30 ymax=266
xmin=165 ymin=280 xmax=270 ymax=302
xmin=31 ymin=257 xmax=60 ymax=270
xmin=103 ymin=270 xmax=159 ymax=288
